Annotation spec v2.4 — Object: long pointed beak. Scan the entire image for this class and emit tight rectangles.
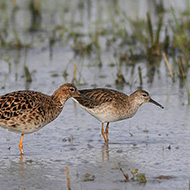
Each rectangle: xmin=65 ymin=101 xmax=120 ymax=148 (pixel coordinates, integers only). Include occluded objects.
xmin=149 ymin=98 xmax=164 ymax=109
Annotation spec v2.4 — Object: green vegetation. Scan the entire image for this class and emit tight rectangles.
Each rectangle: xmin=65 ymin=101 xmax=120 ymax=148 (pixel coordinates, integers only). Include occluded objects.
xmin=0 ymin=0 xmax=190 ymax=100
xmin=120 ymin=168 xmax=147 ymax=183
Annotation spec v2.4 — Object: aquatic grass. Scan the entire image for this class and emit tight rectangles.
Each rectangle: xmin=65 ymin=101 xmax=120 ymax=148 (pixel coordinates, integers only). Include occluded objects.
xmin=163 ymin=27 xmax=170 ymax=52
xmin=154 ymin=0 xmax=165 ymax=14
xmin=0 ymin=34 xmax=6 ymax=47
xmin=13 ymin=29 xmax=23 ymax=48
xmin=106 ymin=8 xmax=167 ymax=65
xmin=70 ymin=30 xmax=103 ymax=62
xmin=171 ymin=6 xmax=190 ymax=64
xmin=65 ymin=165 xmax=71 ymax=190
xmin=10 ymin=1 xmax=19 ymax=22
xmin=185 ymin=84 xmax=190 ymax=105
xmin=48 ymin=25 xmax=68 ymax=59
xmin=138 ymin=66 xmax=143 ymax=87
xmin=24 ymin=66 xmax=32 ymax=83
xmin=72 ymin=40 xmax=93 ymax=56
xmin=115 ymin=71 xmax=126 ymax=85
xmin=71 ymin=63 xmax=87 ymax=86
xmin=0 ymin=29 xmax=31 ymax=49
xmin=113 ymin=53 xmax=126 ymax=85
xmin=0 ymin=18 xmax=9 ymax=47
xmin=63 ymin=70 xmax=69 ymax=79
xmin=146 ymin=12 xmax=164 ymax=62
xmin=29 ymin=0 xmax=42 ymax=31
xmin=1 ymin=0 xmax=190 ymax=92
xmin=178 ymin=56 xmax=186 ymax=78
xmin=72 ymin=64 xmax=77 ymax=84
xmin=3 ymin=56 xmax=11 ymax=73
xmin=2 ymin=18 xmax=8 ymax=39
xmin=90 ymin=31 xmax=102 ymax=67
xmin=174 ymin=55 xmax=190 ymax=104
xmin=163 ymin=52 xmax=174 ymax=79
xmin=0 ymin=1 xmax=8 ymax=13
xmin=120 ymin=168 xmax=129 ymax=181
xmin=147 ymin=13 xmax=154 ymax=46
xmin=128 ymin=17 xmax=146 ymax=43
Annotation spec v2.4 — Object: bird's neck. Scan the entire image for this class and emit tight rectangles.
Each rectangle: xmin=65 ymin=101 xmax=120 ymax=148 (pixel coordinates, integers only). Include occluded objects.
xmin=52 ymin=89 xmax=68 ymax=105
xmin=128 ymin=94 xmax=142 ymax=112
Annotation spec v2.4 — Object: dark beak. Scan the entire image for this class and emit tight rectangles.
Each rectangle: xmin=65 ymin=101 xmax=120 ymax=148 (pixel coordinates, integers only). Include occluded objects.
xmin=149 ymin=98 xmax=164 ymax=109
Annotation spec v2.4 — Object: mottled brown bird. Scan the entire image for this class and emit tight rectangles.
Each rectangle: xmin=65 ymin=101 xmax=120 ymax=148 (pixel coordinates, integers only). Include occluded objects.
xmin=0 ymin=83 xmax=80 ymax=155
xmin=73 ymin=88 xmax=164 ymax=142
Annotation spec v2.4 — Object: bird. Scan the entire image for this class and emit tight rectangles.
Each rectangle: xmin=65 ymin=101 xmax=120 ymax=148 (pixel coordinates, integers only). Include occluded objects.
xmin=72 ymin=88 xmax=164 ymax=142
xmin=0 ymin=83 xmax=80 ymax=155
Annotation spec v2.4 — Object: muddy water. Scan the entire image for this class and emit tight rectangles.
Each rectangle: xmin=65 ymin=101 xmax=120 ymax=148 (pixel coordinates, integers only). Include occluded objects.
xmin=0 ymin=0 xmax=190 ymax=190
xmin=0 ymin=91 xmax=189 ymax=190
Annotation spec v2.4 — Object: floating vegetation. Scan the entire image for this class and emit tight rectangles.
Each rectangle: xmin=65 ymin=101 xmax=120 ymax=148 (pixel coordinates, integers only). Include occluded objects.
xmin=120 ymin=168 xmax=147 ymax=183
xmin=82 ymin=173 xmax=95 ymax=182
xmin=154 ymin=175 xmax=174 ymax=180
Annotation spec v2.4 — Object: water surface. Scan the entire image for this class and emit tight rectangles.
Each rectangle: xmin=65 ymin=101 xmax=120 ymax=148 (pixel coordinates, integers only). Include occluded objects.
xmin=0 ymin=0 xmax=190 ymax=189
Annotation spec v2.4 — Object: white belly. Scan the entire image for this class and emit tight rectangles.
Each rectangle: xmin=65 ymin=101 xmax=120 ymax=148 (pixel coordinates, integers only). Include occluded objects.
xmin=82 ymin=104 xmax=137 ymax=123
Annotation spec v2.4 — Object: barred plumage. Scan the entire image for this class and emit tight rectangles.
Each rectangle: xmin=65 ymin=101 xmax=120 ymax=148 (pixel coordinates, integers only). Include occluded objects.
xmin=73 ymin=88 xmax=164 ymax=142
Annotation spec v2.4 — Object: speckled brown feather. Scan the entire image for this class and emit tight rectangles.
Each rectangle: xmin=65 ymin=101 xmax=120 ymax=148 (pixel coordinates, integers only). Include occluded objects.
xmin=0 ymin=83 xmax=80 ymax=134
xmin=0 ymin=83 xmax=80 ymax=154
xmin=75 ymin=88 xmax=129 ymax=109
xmin=0 ymin=91 xmax=61 ymax=133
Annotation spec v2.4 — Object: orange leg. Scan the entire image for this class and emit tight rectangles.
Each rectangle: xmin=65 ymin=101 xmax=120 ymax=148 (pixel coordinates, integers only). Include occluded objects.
xmin=101 ymin=123 xmax=108 ymax=142
xmin=19 ymin=134 xmax=24 ymax=155
xmin=105 ymin=122 xmax=109 ymax=141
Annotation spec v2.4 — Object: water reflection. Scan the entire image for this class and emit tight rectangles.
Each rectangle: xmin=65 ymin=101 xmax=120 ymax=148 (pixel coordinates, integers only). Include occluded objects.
xmin=29 ymin=0 xmax=42 ymax=31
xmin=19 ymin=154 xmax=24 ymax=163
xmin=0 ymin=0 xmax=189 ymax=189
xmin=18 ymin=155 xmax=25 ymax=179
xmin=102 ymin=142 xmax=109 ymax=161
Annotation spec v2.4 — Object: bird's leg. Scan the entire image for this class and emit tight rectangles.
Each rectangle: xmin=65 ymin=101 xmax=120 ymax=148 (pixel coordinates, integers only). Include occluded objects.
xmin=101 ymin=123 xmax=108 ymax=142
xmin=19 ymin=134 xmax=24 ymax=155
xmin=105 ymin=122 xmax=109 ymax=141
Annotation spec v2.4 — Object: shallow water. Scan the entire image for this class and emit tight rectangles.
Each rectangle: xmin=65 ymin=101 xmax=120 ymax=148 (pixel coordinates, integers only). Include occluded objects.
xmin=0 ymin=0 xmax=190 ymax=190
xmin=0 ymin=89 xmax=189 ymax=189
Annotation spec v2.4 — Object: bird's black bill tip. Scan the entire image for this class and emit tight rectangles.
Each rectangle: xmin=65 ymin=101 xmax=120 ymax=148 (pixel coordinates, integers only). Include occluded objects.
xmin=150 ymin=98 xmax=164 ymax=109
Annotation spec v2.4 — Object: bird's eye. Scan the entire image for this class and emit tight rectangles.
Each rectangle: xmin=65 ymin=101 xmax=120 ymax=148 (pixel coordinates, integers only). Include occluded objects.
xmin=142 ymin=93 xmax=147 ymax=97
xmin=69 ymin=87 xmax=75 ymax=92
